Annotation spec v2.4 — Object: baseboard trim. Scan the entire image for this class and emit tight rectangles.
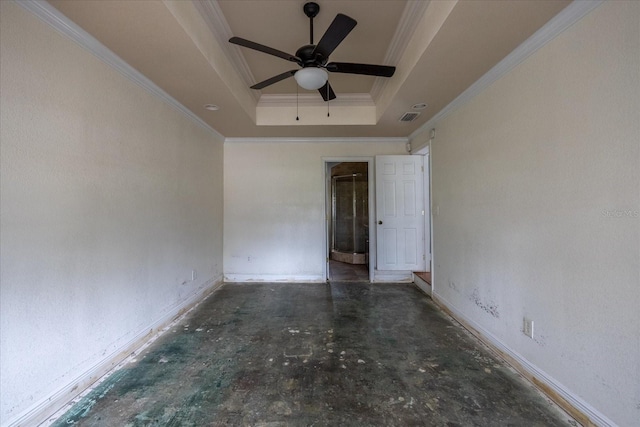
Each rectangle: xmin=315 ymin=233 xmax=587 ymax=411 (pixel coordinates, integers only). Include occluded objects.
xmin=8 ymin=276 xmax=224 ymax=427
xmin=224 ymin=274 xmax=326 ymax=283
xmin=431 ymin=292 xmax=616 ymax=427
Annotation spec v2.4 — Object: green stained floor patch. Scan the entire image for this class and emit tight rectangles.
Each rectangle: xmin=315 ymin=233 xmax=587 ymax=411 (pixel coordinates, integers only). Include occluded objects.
xmin=50 ymin=283 xmax=575 ymax=426
xmin=51 ymin=369 xmax=128 ymax=426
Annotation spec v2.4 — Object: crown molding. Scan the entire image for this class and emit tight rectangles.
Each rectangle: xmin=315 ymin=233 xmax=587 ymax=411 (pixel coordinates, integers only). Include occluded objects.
xmin=194 ymin=0 xmax=259 ymax=102
xmin=225 ymin=137 xmax=408 ymax=144
xmin=258 ymin=93 xmax=374 ymax=108
xmin=16 ymin=0 xmax=225 ymax=141
xmin=370 ymin=0 xmax=431 ymax=102
xmin=409 ymin=0 xmax=604 ymax=142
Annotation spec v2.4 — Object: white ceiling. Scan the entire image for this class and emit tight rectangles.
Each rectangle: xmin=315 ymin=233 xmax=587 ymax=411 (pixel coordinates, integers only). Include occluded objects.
xmin=48 ymin=0 xmax=571 ymax=139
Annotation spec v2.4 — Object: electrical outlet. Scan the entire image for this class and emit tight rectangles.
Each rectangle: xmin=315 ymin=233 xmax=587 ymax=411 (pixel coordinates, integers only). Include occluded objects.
xmin=191 ymin=269 xmax=197 ymax=281
xmin=523 ymin=318 xmax=534 ymax=339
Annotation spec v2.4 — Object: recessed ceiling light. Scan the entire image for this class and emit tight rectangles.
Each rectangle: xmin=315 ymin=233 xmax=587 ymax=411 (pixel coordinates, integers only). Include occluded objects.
xmin=412 ymin=103 xmax=428 ymax=110
xmin=204 ymin=104 xmax=219 ymax=111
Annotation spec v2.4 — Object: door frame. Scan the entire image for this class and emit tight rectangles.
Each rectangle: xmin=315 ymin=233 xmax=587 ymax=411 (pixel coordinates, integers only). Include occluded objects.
xmin=413 ymin=143 xmax=433 ymax=285
xmin=412 ymin=145 xmax=431 ymax=272
xmin=323 ymin=157 xmax=375 ymax=282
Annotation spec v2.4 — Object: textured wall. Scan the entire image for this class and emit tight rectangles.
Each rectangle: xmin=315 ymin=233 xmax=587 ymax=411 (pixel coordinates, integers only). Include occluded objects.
xmin=223 ymin=142 xmax=406 ymax=282
xmin=0 ymin=2 xmax=224 ymax=424
xmin=423 ymin=2 xmax=639 ymax=425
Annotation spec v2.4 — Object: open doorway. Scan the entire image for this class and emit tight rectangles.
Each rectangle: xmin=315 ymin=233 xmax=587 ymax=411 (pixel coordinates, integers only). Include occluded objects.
xmin=326 ymin=161 xmax=370 ymax=282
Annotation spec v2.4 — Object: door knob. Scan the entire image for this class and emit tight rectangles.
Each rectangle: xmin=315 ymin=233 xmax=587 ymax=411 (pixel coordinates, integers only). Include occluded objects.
xmin=378 ymin=220 xmax=383 ymax=225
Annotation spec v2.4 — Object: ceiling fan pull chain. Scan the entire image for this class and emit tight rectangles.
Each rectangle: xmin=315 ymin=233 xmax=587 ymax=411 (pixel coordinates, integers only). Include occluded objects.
xmin=327 ymin=79 xmax=331 ymax=117
xmin=296 ymin=83 xmax=300 ymax=121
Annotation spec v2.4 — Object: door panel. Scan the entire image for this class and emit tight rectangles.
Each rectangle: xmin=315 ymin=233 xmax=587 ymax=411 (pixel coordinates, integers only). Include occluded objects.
xmin=383 ymin=181 xmax=396 ymax=217
xmin=404 ymin=228 xmax=418 ymax=265
xmin=383 ymin=228 xmax=398 ymax=265
xmin=403 ymin=181 xmax=416 ymax=214
xmin=376 ymin=155 xmax=425 ymax=271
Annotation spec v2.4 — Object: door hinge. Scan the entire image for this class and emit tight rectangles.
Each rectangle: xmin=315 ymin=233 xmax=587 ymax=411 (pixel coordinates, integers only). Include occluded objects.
xmin=423 ymin=254 xmax=426 ymax=260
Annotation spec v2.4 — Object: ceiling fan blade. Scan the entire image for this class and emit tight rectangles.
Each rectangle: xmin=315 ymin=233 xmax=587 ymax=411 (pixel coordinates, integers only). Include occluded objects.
xmin=230 ymin=37 xmax=301 ymax=65
xmin=313 ymin=14 xmax=357 ymax=59
xmin=326 ymin=62 xmax=396 ymax=77
xmin=250 ymin=70 xmax=297 ymax=90
xmin=318 ymin=81 xmax=336 ymax=102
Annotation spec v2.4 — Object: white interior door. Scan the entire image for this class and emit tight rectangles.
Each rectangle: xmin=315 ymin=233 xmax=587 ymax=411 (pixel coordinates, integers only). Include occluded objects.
xmin=375 ymin=155 xmax=425 ymax=271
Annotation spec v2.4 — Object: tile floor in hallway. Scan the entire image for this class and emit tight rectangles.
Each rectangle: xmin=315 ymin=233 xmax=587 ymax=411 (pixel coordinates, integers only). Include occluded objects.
xmin=49 ymin=282 xmax=575 ymax=426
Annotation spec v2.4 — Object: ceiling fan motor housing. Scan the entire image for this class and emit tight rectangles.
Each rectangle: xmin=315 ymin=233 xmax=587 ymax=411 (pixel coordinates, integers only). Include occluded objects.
xmin=296 ymin=44 xmax=326 ymax=67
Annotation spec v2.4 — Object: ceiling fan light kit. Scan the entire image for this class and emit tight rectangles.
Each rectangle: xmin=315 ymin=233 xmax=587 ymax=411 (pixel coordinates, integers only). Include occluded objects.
xmin=294 ymin=68 xmax=328 ymax=90
xmin=229 ymin=2 xmax=396 ymax=102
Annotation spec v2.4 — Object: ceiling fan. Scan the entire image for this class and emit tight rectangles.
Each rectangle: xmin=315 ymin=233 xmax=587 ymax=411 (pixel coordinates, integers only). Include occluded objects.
xmin=229 ymin=2 xmax=396 ymax=101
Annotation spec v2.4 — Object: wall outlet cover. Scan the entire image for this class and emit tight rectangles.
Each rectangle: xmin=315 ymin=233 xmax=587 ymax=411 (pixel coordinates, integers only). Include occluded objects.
xmin=523 ymin=318 xmax=534 ymax=339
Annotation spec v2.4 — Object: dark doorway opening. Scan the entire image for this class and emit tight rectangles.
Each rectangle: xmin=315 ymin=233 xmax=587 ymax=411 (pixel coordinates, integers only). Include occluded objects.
xmin=328 ymin=162 xmax=369 ymax=282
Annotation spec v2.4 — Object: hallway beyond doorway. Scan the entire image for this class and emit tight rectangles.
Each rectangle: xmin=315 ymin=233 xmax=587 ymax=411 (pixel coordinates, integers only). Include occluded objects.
xmin=49 ymin=283 xmax=574 ymax=426
xmin=329 ymin=260 xmax=369 ymax=282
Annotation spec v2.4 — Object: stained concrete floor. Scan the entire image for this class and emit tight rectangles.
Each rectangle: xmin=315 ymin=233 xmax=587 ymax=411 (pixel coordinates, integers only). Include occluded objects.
xmin=50 ymin=283 xmax=574 ymax=426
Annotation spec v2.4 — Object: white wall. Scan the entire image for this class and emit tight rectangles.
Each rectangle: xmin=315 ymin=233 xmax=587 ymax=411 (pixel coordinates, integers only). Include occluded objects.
xmin=420 ymin=2 xmax=639 ymax=425
xmin=0 ymin=2 xmax=224 ymax=424
xmin=224 ymin=141 xmax=407 ymax=282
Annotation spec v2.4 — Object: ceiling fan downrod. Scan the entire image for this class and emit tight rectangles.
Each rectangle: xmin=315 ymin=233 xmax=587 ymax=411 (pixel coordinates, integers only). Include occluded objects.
xmin=303 ymin=2 xmax=320 ymax=45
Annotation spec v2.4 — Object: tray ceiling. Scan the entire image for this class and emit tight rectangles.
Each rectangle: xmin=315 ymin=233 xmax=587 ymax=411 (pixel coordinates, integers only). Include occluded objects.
xmin=48 ymin=0 xmax=571 ymax=138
